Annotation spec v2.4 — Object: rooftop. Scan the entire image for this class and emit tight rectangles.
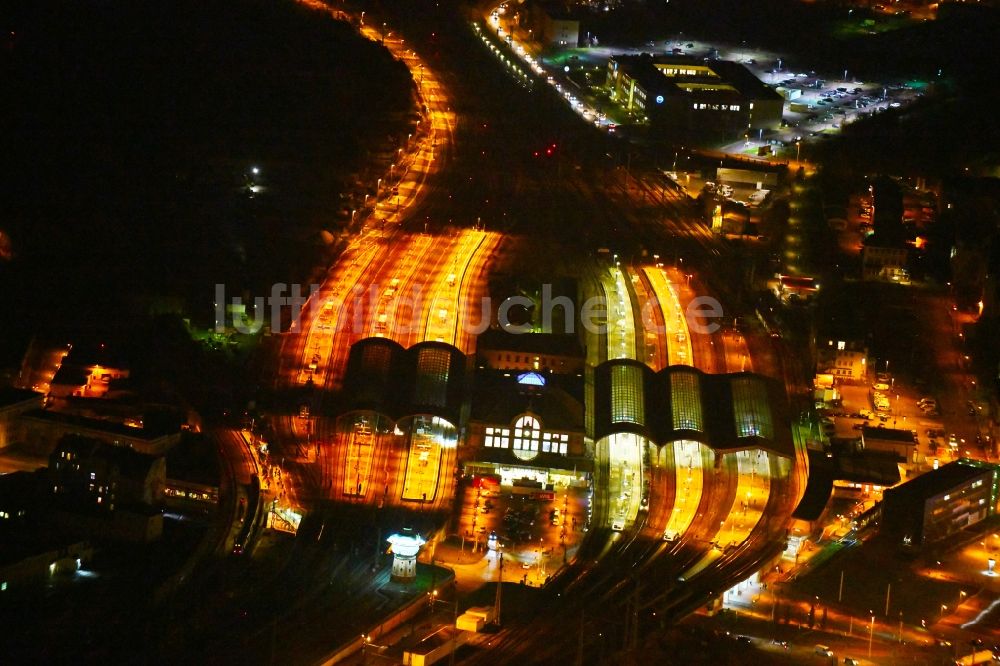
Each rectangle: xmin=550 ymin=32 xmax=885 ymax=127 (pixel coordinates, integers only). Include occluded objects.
xmin=610 ymin=54 xmax=782 ymax=103
xmin=22 ymin=408 xmax=181 ymax=441
xmin=0 ymin=388 xmax=43 ymax=410
xmin=470 ymin=369 xmax=583 ymax=432
xmin=886 ymin=459 xmax=995 ymax=502
xmin=861 ymin=426 xmax=916 ymax=443
xmin=476 ymin=329 xmax=584 ymax=359
xmin=593 ymin=362 xmax=794 ymax=458
xmin=53 ymin=434 xmax=161 ymax=480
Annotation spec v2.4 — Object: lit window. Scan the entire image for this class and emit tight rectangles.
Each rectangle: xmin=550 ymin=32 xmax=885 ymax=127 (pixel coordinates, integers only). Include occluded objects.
xmin=512 ymin=416 xmax=541 ymax=461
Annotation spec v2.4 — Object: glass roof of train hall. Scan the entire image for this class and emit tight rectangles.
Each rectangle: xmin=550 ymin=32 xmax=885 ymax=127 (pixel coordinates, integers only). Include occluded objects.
xmin=414 ymin=346 xmax=452 ymax=408
xmin=731 ymin=376 xmax=773 ymax=440
xmin=669 ymin=370 xmax=703 ymax=432
xmin=610 ymin=363 xmax=645 ymax=426
xmin=593 ymin=361 xmax=793 ymax=458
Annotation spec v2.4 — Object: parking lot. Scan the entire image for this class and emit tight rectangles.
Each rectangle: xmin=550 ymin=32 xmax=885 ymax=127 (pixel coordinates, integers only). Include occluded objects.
xmin=455 ymin=479 xmax=591 ymax=585
xmin=489 ymin=19 xmax=926 ymax=161
xmin=821 ymin=379 xmax=989 ymax=472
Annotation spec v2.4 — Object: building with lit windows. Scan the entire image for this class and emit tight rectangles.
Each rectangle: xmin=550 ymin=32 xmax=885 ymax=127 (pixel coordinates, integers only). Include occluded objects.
xmin=881 ymin=459 xmax=999 ymax=547
xmin=337 ymin=336 xmax=797 ymax=538
xmin=464 ymin=368 xmax=589 ymax=488
xmin=816 ymin=337 xmax=868 ymax=382
xmin=524 ymin=1 xmax=579 ymax=46
xmin=49 ymin=435 xmax=166 ymax=510
xmin=48 ymin=434 xmax=166 ymax=542
xmin=605 ymin=55 xmax=783 ymax=140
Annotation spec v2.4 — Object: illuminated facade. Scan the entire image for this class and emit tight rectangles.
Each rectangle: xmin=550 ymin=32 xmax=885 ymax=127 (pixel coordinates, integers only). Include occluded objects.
xmin=387 ymin=529 xmax=425 ymax=581
xmin=881 ymin=459 xmax=1000 ymax=546
xmin=606 ymin=55 xmax=783 ymax=139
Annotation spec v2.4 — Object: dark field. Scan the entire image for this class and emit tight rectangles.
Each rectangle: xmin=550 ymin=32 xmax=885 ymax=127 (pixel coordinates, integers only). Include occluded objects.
xmin=0 ymin=0 xmax=413 ymax=363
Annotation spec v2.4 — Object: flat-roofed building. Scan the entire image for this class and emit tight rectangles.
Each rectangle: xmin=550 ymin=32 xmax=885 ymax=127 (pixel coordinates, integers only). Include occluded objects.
xmin=860 ymin=426 xmax=917 ymax=463
xmin=881 ymin=459 xmax=998 ymax=546
xmin=606 ymin=55 xmax=783 ymax=140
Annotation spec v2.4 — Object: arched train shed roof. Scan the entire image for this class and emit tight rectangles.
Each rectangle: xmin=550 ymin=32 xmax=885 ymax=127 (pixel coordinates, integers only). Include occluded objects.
xmin=593 ymin=360 xmax=794 ymax=458
xmin=342 ymin=338 xmax=466 ymax=425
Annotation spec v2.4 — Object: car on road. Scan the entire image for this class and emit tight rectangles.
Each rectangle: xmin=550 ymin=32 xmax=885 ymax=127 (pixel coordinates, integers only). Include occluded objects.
xmin=815 ymin=645 xmax=834 ymax=657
